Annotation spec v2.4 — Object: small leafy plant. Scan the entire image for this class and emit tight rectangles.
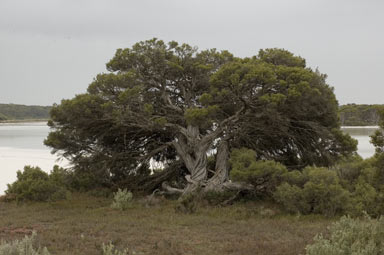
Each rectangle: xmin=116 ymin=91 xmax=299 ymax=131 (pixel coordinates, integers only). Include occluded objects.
xmin=111 ymin=188 xmax=133 ymax=211
xmin=102 ymin=242 xmax=129 ymax=255
xmin=0 ymin=231 xmax=50 ymax=255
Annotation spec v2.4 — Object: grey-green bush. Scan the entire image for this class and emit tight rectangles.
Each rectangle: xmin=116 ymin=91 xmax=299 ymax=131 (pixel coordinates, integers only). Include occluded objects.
xmin=102 ymin=242 xmax=129 ymax=255
xmin=111 ymin=188 xmax=133 ymax=210
xmin=0 ymin=231 xmax=50 ymax=255
xmin=306 ymin=215 xmax=384 ymax=255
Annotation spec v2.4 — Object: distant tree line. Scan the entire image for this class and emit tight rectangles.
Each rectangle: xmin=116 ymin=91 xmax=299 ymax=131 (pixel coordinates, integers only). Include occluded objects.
xmin=339 ymin=104 xmax=384 ymax=126
xmin=0 ymin=102 xmax=381 ymax=125
xmin=0 ymin=103 xmax=51 ymax=121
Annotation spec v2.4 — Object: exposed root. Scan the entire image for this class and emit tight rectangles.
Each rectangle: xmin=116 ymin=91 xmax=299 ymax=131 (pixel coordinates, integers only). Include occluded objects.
xmin=221 ymin=190 xmax=243 ymax=206
xmin=161 ymin=182 xmax=184 ymax=195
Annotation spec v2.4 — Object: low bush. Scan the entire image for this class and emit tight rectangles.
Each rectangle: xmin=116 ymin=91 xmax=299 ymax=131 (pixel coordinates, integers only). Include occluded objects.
xmin=230 ymin=148 xmax=288 ymax=197
xmin=111 ymin=188 xmax=133 ymax=211
xmin=5 ymin=165 xmax=70 ymax=202
xmin=306 ymin=215 xmax=384 ymax=255
xmin=273 ymin=182 xmax=309 ymax=214
xmin=274 ymin=167 xmax=351 ymax=216
xmin=102 ymin=242 xmax=129 ymax=255
xmin=282 ymin=170 xmax=308 ymax=187
xmin=349 ymin=178 xmax=384 ymax=217
xmin=0 ymin=231 xmax=50 ymax=255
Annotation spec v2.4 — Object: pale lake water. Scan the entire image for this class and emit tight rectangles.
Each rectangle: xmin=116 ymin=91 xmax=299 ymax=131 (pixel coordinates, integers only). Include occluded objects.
xmin=340 ymin=126 xmax=379 ymax=159
xmin=0 ymin=123 xmax=379 ymax=194
xmin=0 ymin=122 xmax=69 ymax=194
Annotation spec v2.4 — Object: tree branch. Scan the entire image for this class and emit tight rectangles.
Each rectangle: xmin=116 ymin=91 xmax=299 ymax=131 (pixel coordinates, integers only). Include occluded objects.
xmin=138 ymin=142 xmax=173 ymax=163
xmin=161 ymin=182 xmax=184 ymax=194
xmin=200 ymin=105 xmax=245 ymax=146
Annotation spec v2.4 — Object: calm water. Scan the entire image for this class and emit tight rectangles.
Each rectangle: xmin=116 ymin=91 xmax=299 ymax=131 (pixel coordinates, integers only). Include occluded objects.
xmin=0 ymin=123 xmax=379 ymax=194
xmin=0 ymin=122 xmax=68 ymax=194
xmin=341 ymin=126 xmax=379 ymax=159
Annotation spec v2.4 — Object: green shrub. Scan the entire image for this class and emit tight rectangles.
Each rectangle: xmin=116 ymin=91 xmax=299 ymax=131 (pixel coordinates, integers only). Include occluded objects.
xmin=49 ymin=165 xmax=71 ymax=187
xmin=334 ymin=156 xmax=364 ymax=184
xmin=349 ymin=179 xmax=384 ymax=216
xmin=274 ymin=182 xmax=309 ymax=214
xmin=282 ymin=170 xmax=308 ymax=187
xmin=5 ymin=166 xmax=70 ymax=202
xmin=306 ymin=215 xmax=384 ymax=255
xmin=102 ymin=242 xmax=129 ymax=255
xmin=111 ymin=188 xmax=133 ymax=211
xmin=230 ymin=148 xmax=288 ymax=197
xmin=66 ymin=169 xmax=105 ymax=192
xmin=303 ymin=167 xmax=351 ymax=216
xmin=0 ymin=231 xmax=50 ymax=255
xmin=274 ymin=167 xmax=351 ymax=216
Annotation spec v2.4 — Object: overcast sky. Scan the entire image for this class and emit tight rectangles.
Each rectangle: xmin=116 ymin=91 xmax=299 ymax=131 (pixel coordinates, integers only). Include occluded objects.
xmin=0 ymin=0 xmax=383 ymax=106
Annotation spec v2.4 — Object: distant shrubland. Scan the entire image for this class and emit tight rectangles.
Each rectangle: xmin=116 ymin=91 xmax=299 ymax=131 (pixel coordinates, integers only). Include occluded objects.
xmin=339 ymin=104 xmax=383 ymax=126
xmin=0 ymin=103 xmax=51 ymax=121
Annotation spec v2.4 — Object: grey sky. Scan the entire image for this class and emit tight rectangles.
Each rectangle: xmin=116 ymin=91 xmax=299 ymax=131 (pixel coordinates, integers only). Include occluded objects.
xmin=0 ymin=0 xmax=383 ymax=106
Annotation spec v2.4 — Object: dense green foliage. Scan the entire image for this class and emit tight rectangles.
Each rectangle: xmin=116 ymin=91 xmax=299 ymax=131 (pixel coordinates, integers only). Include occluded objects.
xmin=0 ymin=103 xmax=51 ymax=120
xmin=274 ymin=166 xmax=350 ymax=216
xmin=5 ymin=165 xmax=70 ymax=202
xmin=280 ymin=158 xmax=384 ymax=216
xmin=230 ymin=148 xmax=288 ymax=197
xmin=228 ymin=147 xmax=384 ymax=217
xmin=45 ymin=39 xmax=356 ymax=193
xmin=306 ymin=215 xmax=384 ymax=255
xmin=339 ymin=104 xmax=383 ymax=126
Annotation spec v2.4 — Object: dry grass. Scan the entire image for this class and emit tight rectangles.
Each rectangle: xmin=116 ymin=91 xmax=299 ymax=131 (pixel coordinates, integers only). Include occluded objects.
xmin=0 ymin=194 xmax=333 ymax=255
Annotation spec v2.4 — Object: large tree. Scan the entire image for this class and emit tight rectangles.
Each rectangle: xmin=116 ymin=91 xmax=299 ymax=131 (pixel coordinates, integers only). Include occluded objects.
xmin=45 ymin=39 xmax=356 ymax=194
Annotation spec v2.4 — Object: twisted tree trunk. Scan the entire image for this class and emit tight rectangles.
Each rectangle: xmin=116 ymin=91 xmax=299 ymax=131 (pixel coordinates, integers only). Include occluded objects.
xmin=165 ymin=121 xmax=252 ymax=196
xmin=204 ymin=139 xmax=230 ymax=192
xmin=172 ymin=125 xmax=210 ymax=194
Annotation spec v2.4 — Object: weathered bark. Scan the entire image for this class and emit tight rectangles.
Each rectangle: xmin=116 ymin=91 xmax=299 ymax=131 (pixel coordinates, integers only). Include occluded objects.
xmin=161 ymin=182 xmax=184 ymax=194
xmin=167 ymin=106 xmax=248 ymax=195
xmin=204 ymin=140 xmax=230 ymax=192
xmin=169 ymin=125 xmax=256 ymax=196
xmin=172 ymin=125 xmax=212 ymax=194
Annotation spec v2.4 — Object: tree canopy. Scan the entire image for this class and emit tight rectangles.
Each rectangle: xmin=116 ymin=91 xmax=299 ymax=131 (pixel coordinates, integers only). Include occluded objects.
xmin=45 ymin=38 xmax=356 ymax=194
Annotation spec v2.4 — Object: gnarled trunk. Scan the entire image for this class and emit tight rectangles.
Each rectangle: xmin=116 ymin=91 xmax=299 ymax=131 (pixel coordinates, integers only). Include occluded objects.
xmin=204 ymin=140 xmax=230 ymax=192
xmin=172 ymin=125 xmax=210 ymax=194
xmin=168 ymin=125 xmax=252 ymax=196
